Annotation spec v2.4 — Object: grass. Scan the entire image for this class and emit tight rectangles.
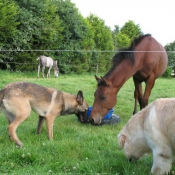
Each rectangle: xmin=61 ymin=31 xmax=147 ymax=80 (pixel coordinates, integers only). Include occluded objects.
xmin=0 ymin=70 xmax=175 ymax=174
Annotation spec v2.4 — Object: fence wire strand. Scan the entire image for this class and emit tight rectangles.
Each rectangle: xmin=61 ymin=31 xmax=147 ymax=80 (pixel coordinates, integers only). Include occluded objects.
xmin=0 ymin=50 xmax=175 ymax=53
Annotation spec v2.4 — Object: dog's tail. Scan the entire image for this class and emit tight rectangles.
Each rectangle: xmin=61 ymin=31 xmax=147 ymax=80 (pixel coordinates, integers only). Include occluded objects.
xmin=0 ymin=89 xmax=5 ymax=110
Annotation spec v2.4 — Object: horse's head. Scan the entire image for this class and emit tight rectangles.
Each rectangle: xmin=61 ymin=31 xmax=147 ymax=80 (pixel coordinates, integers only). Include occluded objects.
xmin=54 ymin=69 xmax=59 ymax=78
xmin=90 ymin=75 xmax=117 ymax=125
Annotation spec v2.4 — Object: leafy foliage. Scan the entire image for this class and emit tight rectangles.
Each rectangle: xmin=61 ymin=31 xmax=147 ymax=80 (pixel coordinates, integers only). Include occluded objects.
xmin=116 ymin=20 xmax=142 ymax=49
xmin=0 ymin=0 xmax=19 ymax=45
xmin=162 ymin=66 xmax=172 ymax=78
xmin=51 ymin=0 xmax=94 ymax=73
xmin=86 ymin=14 xmax=114 ymax=72
xmin=116 ymin=32 xmax=131 ymax=49
xmin=165 ymin=41 xmax=175 ymax=75
xmin=0 ymin=0 xmax=19 ymax=68
xmin=1 ymin=1 xmax=171 ymax=76
xmin=0 ymin=0 xmax=63 ymax=70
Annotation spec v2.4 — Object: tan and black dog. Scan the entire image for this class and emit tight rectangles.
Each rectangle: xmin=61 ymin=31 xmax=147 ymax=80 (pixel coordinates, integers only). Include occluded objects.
xmin=0 ymin=82 xmax=89 ymax=147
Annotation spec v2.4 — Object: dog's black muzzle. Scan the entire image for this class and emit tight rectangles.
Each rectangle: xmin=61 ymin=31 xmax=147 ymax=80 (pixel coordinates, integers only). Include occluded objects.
xmin=76 ymin=111 xmax=90 ymax=123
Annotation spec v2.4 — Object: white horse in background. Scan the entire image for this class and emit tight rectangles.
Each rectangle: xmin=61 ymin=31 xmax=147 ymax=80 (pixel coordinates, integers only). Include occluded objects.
xmin=37 ymin=56 xmax=59 ymax=78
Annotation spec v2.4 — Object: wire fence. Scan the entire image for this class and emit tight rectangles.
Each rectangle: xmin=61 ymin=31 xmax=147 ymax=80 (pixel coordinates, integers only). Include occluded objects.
xmin=0 ymin=60 xmax=100 ymax=74
xmin=0 ymin=49 xmax=175 ymax=53
xmin=0 ymin=50 xmax=174 ymax=73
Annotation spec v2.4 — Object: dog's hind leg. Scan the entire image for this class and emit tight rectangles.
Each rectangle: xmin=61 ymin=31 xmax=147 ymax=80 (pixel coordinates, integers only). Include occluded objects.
xmin=36 ymin=116 xmax=45 ymax=134
xmin=8 ymin=119 xmax=24 ymax=147
xmin=3 ymin=97 xmax=31 ymax=147
xmin=8 ymin=113 xmax=31 ymax=147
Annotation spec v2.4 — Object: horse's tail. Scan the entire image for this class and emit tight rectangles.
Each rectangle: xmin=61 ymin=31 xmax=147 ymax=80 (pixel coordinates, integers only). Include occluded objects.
xmin=0 ymin=89 xmax=5 ymax=110
xmin=36 ymin=57 xmax=40 ymax=61
xmin=37 ymin=57 xmax=42 ymax=68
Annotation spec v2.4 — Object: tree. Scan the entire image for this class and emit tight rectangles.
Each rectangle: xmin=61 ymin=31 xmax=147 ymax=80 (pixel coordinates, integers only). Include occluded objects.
xmin=0 ymin=0 xmax=18 ymax=45
xmin=0 ymin=0 xmax=116 ymax=73
xmin=115 ymin=32 xmax=131 ymax=49
xmin=165 ymin=41 xmax=175 ymax=76
xmin=112 ymin=25 xmax=120 ymax=50
xmin=52 ymin=0 xmax=95 ymax=73
xmin=0 ymin=0 xmax=19 ymax=69
xmin=0 ymin=0 xmax=63 ymax=71
xmin=86 ymin=14 xmax=114 ymax=72
xmin=14 ymin=0 xmax=63 ymax=50
xmin=115 ymin=20 xmax=142 ymax=49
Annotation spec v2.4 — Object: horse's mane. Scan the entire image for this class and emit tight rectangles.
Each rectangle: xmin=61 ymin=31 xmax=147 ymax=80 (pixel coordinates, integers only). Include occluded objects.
xmin=104 ymin=34 xmax=151 ymax=78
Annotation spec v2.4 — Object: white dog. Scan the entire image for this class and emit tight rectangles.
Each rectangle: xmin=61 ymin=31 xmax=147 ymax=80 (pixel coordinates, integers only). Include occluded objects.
xmin=118 ymin=98 xmax=175 ymax=175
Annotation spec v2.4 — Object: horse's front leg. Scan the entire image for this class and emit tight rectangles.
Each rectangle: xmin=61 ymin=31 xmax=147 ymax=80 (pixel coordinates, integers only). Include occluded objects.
xmin=141 ymin=75 xmax=155 ymax=109
xmin=42 ymin=66 xmax=45 ymax=78
xmin=133 ymin=77 xmax=143 ymax=114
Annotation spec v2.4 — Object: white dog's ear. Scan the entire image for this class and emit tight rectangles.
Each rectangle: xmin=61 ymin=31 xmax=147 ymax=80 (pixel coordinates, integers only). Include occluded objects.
xmin=118 ymin=134 xmax=126 ymax=149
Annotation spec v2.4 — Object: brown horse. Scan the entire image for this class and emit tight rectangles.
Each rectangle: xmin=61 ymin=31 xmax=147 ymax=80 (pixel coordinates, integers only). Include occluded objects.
xmin=90 ymin=34 xmax=168 ymax=125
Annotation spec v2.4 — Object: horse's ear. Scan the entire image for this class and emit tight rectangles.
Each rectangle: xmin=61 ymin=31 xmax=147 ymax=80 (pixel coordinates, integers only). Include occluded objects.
xmin=76 ymin=90 xmax=83 ymax=105
xmin=95 ymin=75 xmax=109 ymax=86
xmin=95 ymin=75 xmax=101 ymax=83
xmin=101 ymin=76 xmax=109 ymax=85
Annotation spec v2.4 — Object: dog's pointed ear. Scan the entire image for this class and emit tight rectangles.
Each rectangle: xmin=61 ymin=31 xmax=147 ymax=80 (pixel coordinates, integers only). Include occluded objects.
xmin=118 ymin=134 xmax=126 ymax=149
xmin=76 ymin=90 xmax=84 ymax=105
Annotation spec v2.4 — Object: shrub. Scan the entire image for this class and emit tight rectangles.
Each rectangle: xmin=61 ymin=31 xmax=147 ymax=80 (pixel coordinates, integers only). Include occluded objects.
xmin=162 ymin=66 xmax=172 ymax=78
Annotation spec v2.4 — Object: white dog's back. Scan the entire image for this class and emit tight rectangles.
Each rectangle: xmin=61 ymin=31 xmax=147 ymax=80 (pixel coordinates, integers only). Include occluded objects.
xmin=145 ymin=98 xmax=175 ymax=145
xmin=118 ymin=98 xmax=175 ymax=175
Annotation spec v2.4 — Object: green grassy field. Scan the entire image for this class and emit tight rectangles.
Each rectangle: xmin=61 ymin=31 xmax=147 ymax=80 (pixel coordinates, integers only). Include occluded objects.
xmin=0 ymin=70 xmax=175 ymax=175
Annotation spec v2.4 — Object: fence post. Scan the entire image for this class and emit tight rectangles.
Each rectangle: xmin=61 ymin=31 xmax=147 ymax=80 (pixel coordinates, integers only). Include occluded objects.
xmin=96 ymin=64 xmax=98 ymax=75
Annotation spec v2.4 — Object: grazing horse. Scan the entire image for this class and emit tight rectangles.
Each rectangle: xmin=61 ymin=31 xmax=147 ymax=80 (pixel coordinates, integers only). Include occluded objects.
xmin=37 ymin=55 xmax=59 ymax=78
xmin=90 ymin=34 xmax=168 ymax=125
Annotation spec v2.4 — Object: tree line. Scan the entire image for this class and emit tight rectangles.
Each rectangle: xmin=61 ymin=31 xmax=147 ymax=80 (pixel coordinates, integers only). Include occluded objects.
xmin=0 ymin=0 xmax=174 ymax=74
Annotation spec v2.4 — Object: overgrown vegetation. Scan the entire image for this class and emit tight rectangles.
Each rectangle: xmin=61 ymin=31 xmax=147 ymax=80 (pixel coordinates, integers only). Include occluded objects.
xmin=1 ymin=0 xmax=174 ymax=75
xmin=165 ymin=42 xmax=175 ymax=77
xmin=0 ymin=71 xmax=175 ymax=174
xmin=0 ymin=0 xmax=142 ymax=73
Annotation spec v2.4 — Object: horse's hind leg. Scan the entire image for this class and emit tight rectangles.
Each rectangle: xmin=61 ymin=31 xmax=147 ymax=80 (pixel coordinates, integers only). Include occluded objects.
xmin=133 ymin=77 xmax=143 ymax=114
xmin=133 ymin=89 xmax=138 ymax=114
xmin=36 ymin=116 xmax=45 ymax=134
xmin=47 ymin=66 xmax=52 ymax=78
xmin=37 ymin=65 xmax=40 ymax=78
